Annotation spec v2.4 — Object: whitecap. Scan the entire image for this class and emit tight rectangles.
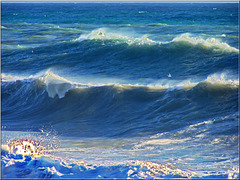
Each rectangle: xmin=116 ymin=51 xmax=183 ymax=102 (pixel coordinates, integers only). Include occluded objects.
xmin=172 ymin=33 xmax=239 ymax=53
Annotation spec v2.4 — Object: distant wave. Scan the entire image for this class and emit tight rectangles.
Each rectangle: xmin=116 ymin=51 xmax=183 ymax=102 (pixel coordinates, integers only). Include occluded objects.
xmin=74 ymin=29 xmax=239 ymax=53
xmin=2 ymin=27 xmax=238 ymax=54
xmin=74 ymin=28 xmax=156 ymax=45
xmin=148 ymin=23 xmax=169 ymax=26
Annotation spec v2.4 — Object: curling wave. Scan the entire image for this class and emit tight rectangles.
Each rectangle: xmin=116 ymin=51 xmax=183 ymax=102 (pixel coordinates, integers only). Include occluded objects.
xmin=2 ymin=71 xmax=238 ymax=99
xmin=37 ymin=72 xmax=239 ymax=99
xmin=1 ymin=71 xmax=238 ymax=137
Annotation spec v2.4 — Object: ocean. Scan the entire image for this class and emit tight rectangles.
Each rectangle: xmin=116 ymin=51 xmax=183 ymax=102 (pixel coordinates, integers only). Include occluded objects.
xmin=1 ymin=2 xmax=239 ymax=179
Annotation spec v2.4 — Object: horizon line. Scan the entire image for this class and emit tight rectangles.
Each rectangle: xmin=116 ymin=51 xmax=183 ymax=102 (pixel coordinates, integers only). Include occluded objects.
xmin=1 ymin=1 xmax=239 ymax=2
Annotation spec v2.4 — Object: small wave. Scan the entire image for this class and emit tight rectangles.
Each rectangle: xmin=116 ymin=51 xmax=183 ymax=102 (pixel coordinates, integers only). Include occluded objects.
xmin=2 ymin=44 xmax=28 ymax=50
xmin=148 ymin=23 xmax=169 ymax=26
xmin=133 ymin=138 xmax=190 ymax=150
xmin=49 ymin=25 xmax=83 ymax=33
xmin=138 ymin=11 xmax=147 ymax=13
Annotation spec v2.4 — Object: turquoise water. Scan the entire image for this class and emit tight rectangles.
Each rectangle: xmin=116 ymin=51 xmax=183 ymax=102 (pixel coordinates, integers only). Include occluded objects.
xmin=1 ymin=2 xmax=239 ymax=179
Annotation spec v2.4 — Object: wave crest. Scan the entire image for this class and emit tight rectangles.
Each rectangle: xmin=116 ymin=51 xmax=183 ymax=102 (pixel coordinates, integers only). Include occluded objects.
xmin=38 ymin=72 xmax=74 ymax=98
xmin=74 ymin=29 xmax=238 ymax=53
xmin=172 ymin=33 xmax=239 ymax=53
xmin=38 ymin=72 xmax=239 ymax=98
xmin=75 ymin=28 xmax=156 ymax=45
xmin=2 ymin=138 xmax=46 ymax=158
xmin=2 ymin=71 xmax=238 ymax=99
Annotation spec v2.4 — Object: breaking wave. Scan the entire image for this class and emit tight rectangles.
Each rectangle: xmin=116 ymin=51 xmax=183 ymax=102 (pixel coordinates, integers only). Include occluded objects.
xmin=0 ymin=148 xmax=197 ymax=179
xmin=1 ymin=71 xmax=238 ymax=99
xmin=1 ymin=137 xmax=239 ymax=179
xmin=1 ymin=70 xmax=238 ymax=137
xmin=75 ymin=29 xmax=239 ymax=53
xmin=171 ymin=33 xmax=239 ymax=53
xmin=1 ymin=3 xmax=239 ymax=179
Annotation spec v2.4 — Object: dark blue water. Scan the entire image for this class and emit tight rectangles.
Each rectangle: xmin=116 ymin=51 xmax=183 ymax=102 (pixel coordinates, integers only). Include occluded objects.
xmin=1 ymin=2 xmax=239 ymax=179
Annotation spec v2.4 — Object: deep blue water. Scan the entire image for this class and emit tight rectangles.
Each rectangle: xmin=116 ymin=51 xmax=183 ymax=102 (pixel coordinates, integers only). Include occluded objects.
xmin=1 ymin=2 xmax=239 ymax=179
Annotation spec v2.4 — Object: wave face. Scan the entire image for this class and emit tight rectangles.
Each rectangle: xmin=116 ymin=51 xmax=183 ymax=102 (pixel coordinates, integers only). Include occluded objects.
xmin=1 ymin=2 xmax=239 ymax=179
xmin=1 ymin=71 xmax=238 ymax=137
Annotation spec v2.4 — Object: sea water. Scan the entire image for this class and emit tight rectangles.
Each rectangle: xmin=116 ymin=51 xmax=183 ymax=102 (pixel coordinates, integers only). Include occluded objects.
xmin=1 ymin=2 xmax=239 ymax=179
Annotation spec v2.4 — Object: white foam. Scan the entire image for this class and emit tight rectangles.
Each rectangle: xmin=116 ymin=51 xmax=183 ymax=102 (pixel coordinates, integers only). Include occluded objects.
xmin=1 ymin=73 xmax=32 ymax=82
xmin=205 ymin=73 xmax=239 ymax=87
xmin=172 ymin=33 xmax=239 ymax=53
xmin=130 ymin=160 xmax=196 ymax=178
xmin=5 ymin=138 xmax=45 ymax=157
xmin=46 ymin=166 xmax=64 ymax=177
xmin=133 ymin=138 xmax=190 ymax=149
xmin=3 ymin=71 xmax=238 ymax=99
xmin=38 ymin=72 xmax=74 ymax=98
xmin=75 ymin=28 xmax=157 ymax=45
xmin=1 ymin=73 xmax=14 ymax=81
xmin=75 ymin=28 xmax=127 ymax=42
xmin=189 ymin=120 xmax=213 ymax=129
xmin=75 ymin=30 xmax=239 ymax=53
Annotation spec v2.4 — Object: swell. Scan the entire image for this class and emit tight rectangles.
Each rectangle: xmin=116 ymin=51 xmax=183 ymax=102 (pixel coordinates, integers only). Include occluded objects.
xmin=1 ymin=72 xmax=238 ymax=137
xmin=1 ymin=31 xmax=238 ymax=77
